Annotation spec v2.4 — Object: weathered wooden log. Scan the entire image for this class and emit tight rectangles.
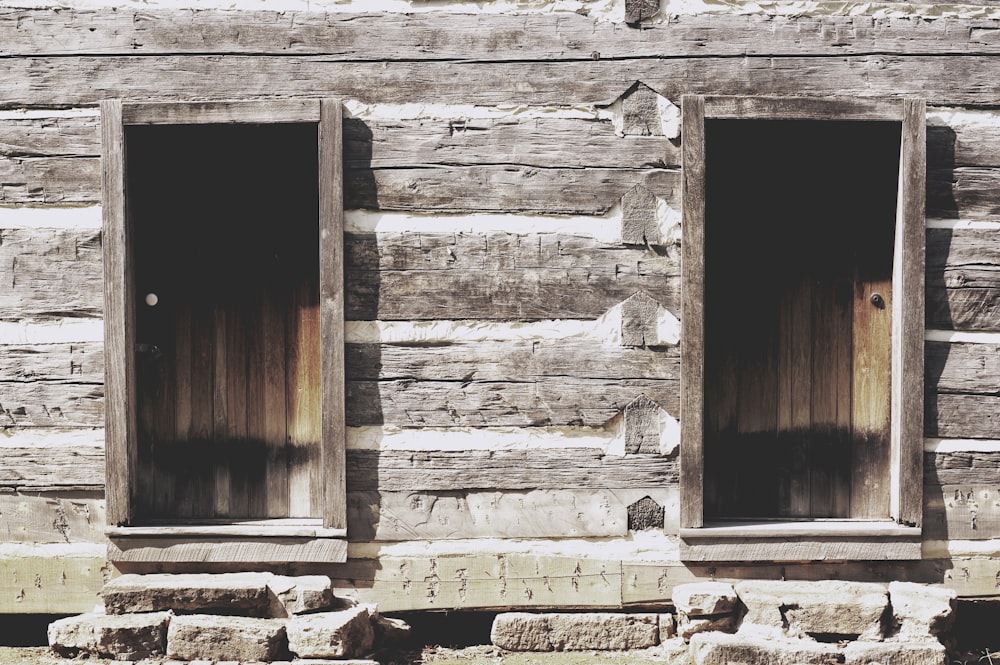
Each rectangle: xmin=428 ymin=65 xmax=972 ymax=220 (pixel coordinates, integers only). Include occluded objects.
xmin=5 ymin=12 xmax=1000 ymax=60
xmin=3 ymin=56 xmax=1000 ymax=108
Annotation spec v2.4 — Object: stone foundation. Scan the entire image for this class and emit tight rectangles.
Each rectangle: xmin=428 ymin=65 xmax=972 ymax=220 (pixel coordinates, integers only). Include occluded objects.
xmin=49 ymin=576 xmax=955 ymax=664
xmin=491 ymin=580 xmax=955 ymax=665
xmin=48 ymin=573 xmax=406 ymax=663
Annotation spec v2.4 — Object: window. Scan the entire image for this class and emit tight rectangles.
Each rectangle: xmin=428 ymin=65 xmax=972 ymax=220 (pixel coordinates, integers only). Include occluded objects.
xmin=679 ymin=96 xmax=925 ymax=561
xmin=101 ymin=100 xmax=346 ymax=563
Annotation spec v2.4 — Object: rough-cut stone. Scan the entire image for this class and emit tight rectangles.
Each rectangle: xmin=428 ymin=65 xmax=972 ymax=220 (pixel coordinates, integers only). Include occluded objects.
xmin=492 ymin=612 xmax=660 ymax=651
xmin=690 ymin=631 xmax=841 ymax=665
xmin=659 ymin=636 xmax=692 ymax=664
xmin=491 ymin=613 xmax=552 ymax=651
xmin=287 ymin=605 xmax=374 ymax=659
xmin=659 ymin=613 xmax=676 ymax=640
xmin=889 ymin=581 xmax=957 ymax=640
xmin=548 ymin=613 xmax=659 ymax=650
xmin=736 ymin=580 xmax=888 ymax=640
xmin=673 ymin=582 xmax=739 ymax=617
xmin=267 ymin=575 xmax=335 ymax=617
xmin=103 ymin=572 xmax=273 ymax=615
xmin=373 ymin=613 xmax=413 ymax=646
xmin=48 ymin=611 xmax=169 ymax=659
xmin=677 ymin=613 xmax=737 ymax=641
xmin=844 ymin=639 xmax=947 ymax=665
xmin=166 ymin=614 xmax=286 ymax=662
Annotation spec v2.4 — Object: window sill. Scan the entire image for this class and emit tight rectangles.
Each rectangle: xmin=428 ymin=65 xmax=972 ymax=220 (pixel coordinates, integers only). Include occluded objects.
xmin=106 ymin=519 xmax=347 ymax=564
xmin=680 ymin=521 xmax=921 ymax=562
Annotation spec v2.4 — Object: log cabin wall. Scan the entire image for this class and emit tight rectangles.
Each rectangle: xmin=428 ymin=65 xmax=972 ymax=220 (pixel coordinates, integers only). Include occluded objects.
xmin=3 ymin=0 xmax=1000 ymax=613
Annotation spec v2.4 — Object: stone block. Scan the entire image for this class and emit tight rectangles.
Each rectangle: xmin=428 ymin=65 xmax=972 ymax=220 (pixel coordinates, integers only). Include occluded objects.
xmin=491 ymin=613 xmax=552 ymax=651
xmin=548 ymin=613 xmax=659 ymax=650
xmin=492 ymin=612 xmax=660 ymax=651
xmin=677 ymin=613 xmax=737 ymax=641
xmin=287 ymin=605 xmax=374 ymax=659
xmin=48 ymin=611 xmax=169 ymax=660
xmin=673 ymin=582 xmax=739 ymax=617
xmin=888 ymin=582 xmax=956 ymax=640
xmin=736 ymin=580 xmax=888 ymax=640
xmin=690 ymin=631 xmax=841 ymax=665
xmin=843 ymin=639 xmax=947 ymax=665
xmin=659 ymin=613 xmax=676 ymax=640
xmin=268 ymin=575 xmax=335 ymax=617
xmin=166 ymin=614 xmax=286 ymax=662
xmin=659 ymin=637 xmax=693 ymax=665
xmin=104 ymin=572 xmax=273 ymax=615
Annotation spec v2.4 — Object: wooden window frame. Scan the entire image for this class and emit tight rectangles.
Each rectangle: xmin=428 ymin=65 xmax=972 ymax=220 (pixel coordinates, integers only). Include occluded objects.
xmin=101 ymin=99 xmax=346 ymax=563
xmin=679 ymin=96 xmax=925 ymax=562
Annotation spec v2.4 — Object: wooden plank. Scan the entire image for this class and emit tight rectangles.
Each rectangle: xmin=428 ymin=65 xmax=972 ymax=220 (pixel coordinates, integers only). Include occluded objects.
xmin=0 ymin=228 xmax=103 ymax=321
xmin=0 ymin=547 xmax=106 ymax=614
xmin=0 ymin=343 xmax=103 ymax=383
xmin=245 ymin=294 xmax=268 ymax=519
xmin=100 ymin=98 xmax=134 ymax=527
xmin=926 ymin=450 xmax=1000 ymax=485
xmin=263 ymin=289 xmax=288 ymax=519
xmin=335 ymin=555 xmax=623 ymax=612
xmin=347 ymin=489 xmax=679 ymax=541
xmin=704 ymin=96 xmax=903 ymax=120
xmin=108 ymin=537 xmax=347 ymax=564
xmin=927 ymin=394 xmax=1000 ymax=439
xmin=345 ymin=341 xmax=679 ymax=382
xmin=925 ymin=485 xmax=1000 ymax=540
xmin=680 ymin=94 xmax=705 ymax=530
xmin=927 ymin=227 xmax=1000 ymax=332
xmin=0 ymin=156 xmax=97 ymax=204
xmin=123 ymin=100 xmax=320 ymax=125
xmin=320 ymin=98 xmax=346 ymax=531
xmin=7 ymin=55 xmax=1000 ymax=109
xmin=0 ymin=443 xmax=104 ymax=490
xmin=225 ymin=307 xmax=250 ymax=518
xmin=894 ymin=98 xmax=926 ymax=528
xmin=10 ymin=12 xmax=1000 ymax=60
xmin=345 ymin=377 xmax=678 ymax=428
xmin=345 ymin=449 xmax=678 ymax=493
xmin=212 ymin=308 xmax=230 ymax=518
xmin=927 ymin=341 xmax=1000 ymax=394
xmin=851 ymin=278 xmax=893 ymax=519
xmin=0 ymin=492 xmax=105 ymax=544
xmin=0 ymin=380 xmax=105 ymax=427
xmin=681 ymin=537 xmax=922 ymax=562
xmin=286 ymin=280 xmax=320 ymax=518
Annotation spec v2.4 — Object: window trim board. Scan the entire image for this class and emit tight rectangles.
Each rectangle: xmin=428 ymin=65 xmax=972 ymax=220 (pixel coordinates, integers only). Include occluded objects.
xmin=678 ymin=95 xmax=926 ymax=559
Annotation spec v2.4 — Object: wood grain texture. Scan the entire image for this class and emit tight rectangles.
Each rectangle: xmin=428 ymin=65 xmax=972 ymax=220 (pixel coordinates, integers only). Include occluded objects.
xmin=680 ymin=537 xmax=922 ymax=562
xmin=333 ymin=555 xmax=623 ymax=611
xmin=347 ymin=488 xmax=679 ymax=541
xmin=346 ymin=341 xmax=679 ymax=382
xmin=0 ymin=550 xmax=107 ymax=614
xmin=0 ymin=228 xmax=103 ymax=321
xmin=927 ymin=394 xmax=1000 ymax=439
xmin=100 ymin=98 xmax=135 ymax=527
xmin=925 ymin=485 xmax=1000 ymax=540
xmin=927 ymin=227 xmax=1000 ymax=331
xmin=894 ymin=98 xmax=926 ymax=528
xmin=0 ymin=492 xmax=106 ymax=544
xmin=4 ymin=55 xmax=1000 ymax=109
xmin=345 ymin=449 xmax=679 ymax=492
xmin=108 ymin=537 xmax=347 ymax=563
xmin=0 ymin=443 xmax=104 ymax=490
xmin=680 ymin=94 xmax=705 ymax=530
xmin=624 ymin=395 xmax=665 ymax=454
xmin=320 ymin=98 xmax=346 ymax=530
xmin=620 ymin=292 xmax=664 ymax=348
xmin=10 ymin=11 xmax=1000 ymax=60
xmin=926 ymin=450 xmax=1000 ymax=485
xmin=346 ymin=377 xmax=678 ymax=428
